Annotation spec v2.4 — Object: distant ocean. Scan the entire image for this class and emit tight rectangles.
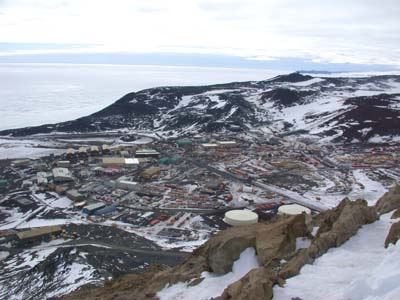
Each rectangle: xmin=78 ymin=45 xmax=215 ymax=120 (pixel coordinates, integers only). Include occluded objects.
xmin=0 ymin=63 xmax=287 ymax=131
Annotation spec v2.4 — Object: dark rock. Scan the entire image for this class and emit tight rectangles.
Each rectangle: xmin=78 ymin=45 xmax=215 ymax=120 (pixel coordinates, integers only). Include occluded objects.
xmin=260 ymin=88 xmax=314 ymax=107
xmin=220 ymin=267 xmax=276 ymax=300
xmin=267 ymin=72 xmax=313 ymax=83
xmin=255 ymin=214 xmax=308 ymax=266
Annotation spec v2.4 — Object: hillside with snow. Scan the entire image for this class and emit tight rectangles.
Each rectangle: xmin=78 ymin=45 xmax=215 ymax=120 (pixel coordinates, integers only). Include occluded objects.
xmin=2 ymin=72 xmax=400 ymax=143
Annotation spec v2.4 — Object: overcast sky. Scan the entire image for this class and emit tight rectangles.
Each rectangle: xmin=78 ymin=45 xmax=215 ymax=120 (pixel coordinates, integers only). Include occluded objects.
xmin=0 ymin=0 xmax=399 ymax=69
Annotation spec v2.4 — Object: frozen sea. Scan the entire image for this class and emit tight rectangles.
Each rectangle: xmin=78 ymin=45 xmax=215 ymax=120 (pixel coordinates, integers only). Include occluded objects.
xmin=0 ymin=63 xmax=287 ymax=131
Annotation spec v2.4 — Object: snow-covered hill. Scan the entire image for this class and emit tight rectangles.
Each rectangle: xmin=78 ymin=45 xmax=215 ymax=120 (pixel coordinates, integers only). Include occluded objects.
xmin=2 ymin=72 xmax=400 ymax=143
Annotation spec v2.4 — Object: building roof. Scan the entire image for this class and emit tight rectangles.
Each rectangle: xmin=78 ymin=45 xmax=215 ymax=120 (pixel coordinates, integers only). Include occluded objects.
xmin=66 ymin=148 xmax=75 ymax=154
xmin=176 ymin=139 xmax=192 ymax=146
xmin=83 ymin=202 xmax=106 ymax=211
xmin=52 ymin=168 xmax=72 ymax=178
xmin=118 ymin=180 xmax=137 ymax=186
xmin=66 ymin=189 xmax=83 ymax=198
xmin=16 ymin=197 xmax=33 ymax=206
xmin=125 ymin=158 xmax=139 ymax=165
xmin=103 ymin=157 xmax=125 ymax=165
xmin=17 ymin=225 xmax=62 ymax=240
xmin=102 ymin=157 xmax=139 ymax=165
xmin=201 ymin=143 xmax=218 ymax=148
xmin=217 ymin=141 xmax=237 ymax=145
xmin=141 ymin=167 xmax=161 ymax=178
xmin=135 ymin=149 xmax=160 ymax=155
xmin=74 ymin=201 xmax=87 ymax=207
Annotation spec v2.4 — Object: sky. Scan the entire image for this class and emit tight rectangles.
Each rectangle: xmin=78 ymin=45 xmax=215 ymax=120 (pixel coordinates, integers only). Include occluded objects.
xmin=0 ymin=0 xmax=399 ymax=71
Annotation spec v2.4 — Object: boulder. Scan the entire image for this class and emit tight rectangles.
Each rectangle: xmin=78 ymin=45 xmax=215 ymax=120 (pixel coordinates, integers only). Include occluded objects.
xmin=391 ymin=208 xmax=400 ymax=219
xmin=203 ymin=224 xmax=258 ymax=274
xmin=255 ymin=214 xmax=308 ymax=266
xmin=220 ymin=267 xmax=277 ymax=300
xmin=385 ymin=221 xmax=400 ymax=247
xmin=375 ymin=184 xmax=400 ymax=215
xmin=278 ymin=249 xmax=310 ymax=279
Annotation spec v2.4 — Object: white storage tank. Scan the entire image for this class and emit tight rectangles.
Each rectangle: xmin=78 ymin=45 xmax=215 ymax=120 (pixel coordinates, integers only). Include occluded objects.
xmin=223 ymin=210 xmax=259 ymax=226
xmin=278 ymin=204 xmax=311 ymax=215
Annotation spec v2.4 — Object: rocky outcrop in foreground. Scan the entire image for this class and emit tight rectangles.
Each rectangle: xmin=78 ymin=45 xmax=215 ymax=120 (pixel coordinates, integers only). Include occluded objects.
xmin=220 ymin=198 xmax=377 ymax=300
xmin=279 ymin=198 xmax=377 ymax=279
xmin=62 ymin=196 xmax=382 ymax=300
xmin=375 ymin=184 xmax=400 ymax=214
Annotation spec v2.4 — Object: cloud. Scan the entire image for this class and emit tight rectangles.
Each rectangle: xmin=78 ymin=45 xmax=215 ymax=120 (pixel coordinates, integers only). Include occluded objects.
xmin=0 ymin=0 xmax=398 ymax=67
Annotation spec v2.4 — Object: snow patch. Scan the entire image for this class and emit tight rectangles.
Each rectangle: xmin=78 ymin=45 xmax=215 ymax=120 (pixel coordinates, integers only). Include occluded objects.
xmin=157 ymin=247 xmax=260 ymax=300
xmin=350 ymin=170 xmax=388 ymax=205
xmin=289 ymin=78 xmax=325 ymax=87
xmin=296 ymin=237 xmax=311 ymax=250
xmin=0 ymin=251 xmax=9 ymax=261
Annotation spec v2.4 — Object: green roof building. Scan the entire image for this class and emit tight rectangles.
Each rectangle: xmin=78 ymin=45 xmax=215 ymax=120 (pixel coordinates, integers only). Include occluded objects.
xmin=176 ymin=139 xmax=192 ymax=147
xmin=158 ymin=157 xmax=180 ymax=165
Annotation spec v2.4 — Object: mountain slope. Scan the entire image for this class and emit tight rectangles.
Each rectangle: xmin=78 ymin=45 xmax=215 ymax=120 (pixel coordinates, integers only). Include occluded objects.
xmin=2 ymin=72 xmax=400 ymax=142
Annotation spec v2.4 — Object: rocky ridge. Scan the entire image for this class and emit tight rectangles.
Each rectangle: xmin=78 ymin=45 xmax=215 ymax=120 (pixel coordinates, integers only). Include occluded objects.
xmin=61 ymin=184 xmax=400 ymax=300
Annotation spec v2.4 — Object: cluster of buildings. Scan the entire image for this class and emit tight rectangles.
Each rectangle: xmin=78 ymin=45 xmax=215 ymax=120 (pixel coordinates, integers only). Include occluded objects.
xmin=1 ymin=132 xmax=400 ymax=247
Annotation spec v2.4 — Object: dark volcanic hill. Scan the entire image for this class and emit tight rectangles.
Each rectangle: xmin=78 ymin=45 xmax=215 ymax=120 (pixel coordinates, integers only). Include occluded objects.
xmin=2 ymin=72 xmax=400 ymax=142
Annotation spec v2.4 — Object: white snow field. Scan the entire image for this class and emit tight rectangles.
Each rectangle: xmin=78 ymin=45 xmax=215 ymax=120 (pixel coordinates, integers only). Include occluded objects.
xmin=304 ymin=170 xmax=388 ymax=209
xmin=157 ymin=247 xmax=260 ymax=300
xmin=273 ymin=212 xmax=400 ymax=300
xmin=349 ymin=170 xmax=388 ymax=205
xmin=0 ymin=138 xmax=65 ymax=159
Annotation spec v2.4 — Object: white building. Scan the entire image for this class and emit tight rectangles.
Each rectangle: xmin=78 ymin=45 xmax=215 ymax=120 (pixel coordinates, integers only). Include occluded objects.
xmin=52 ymin=168 xmax=73 ymax=183
xmin=117 ymin=180 xmax=138 ymax=191
xmin=201 ymin=143 xmax=218 ymax=149
xmin=37 ymin=172 xmax=49 ymax=185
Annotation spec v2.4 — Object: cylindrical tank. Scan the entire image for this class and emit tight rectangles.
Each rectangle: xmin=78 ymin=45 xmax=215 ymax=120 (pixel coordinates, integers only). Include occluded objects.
xmin=223 ymin=210 xmax=259 ymax=226
xmin=278 ymin=204 xmax=311 ymax=215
